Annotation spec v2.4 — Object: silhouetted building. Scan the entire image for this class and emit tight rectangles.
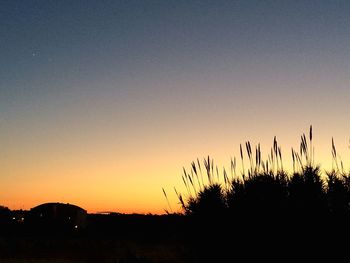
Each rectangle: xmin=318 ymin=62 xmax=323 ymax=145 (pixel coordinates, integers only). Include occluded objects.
xmin=29 ymin=202 xmax=87 ymax=229
xmin=11 ymin=210 xmax=26 ymax=223
xmin=0 ymin=205 xmax=10 ymax=221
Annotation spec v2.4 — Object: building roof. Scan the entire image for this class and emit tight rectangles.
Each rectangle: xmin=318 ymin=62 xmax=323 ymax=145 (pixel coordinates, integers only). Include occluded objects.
xmin=31 ymin=202 xmax=86 ymax=212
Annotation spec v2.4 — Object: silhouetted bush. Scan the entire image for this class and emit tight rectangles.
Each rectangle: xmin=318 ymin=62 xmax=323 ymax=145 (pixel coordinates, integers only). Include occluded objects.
xmin=166 ymin=127 xmax=350 ymax=260
xmin=171 ymin=127 xmax=350 ymax=220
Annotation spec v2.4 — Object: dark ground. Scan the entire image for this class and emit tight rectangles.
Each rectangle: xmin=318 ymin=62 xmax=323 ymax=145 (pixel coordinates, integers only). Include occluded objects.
xmin=0 ymin=213 xmax=190 ymax=263
xmin=0 ymin=212 xmax=349 ymax=263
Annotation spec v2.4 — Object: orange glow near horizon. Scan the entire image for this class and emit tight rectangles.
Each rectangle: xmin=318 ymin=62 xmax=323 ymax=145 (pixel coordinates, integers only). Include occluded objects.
xmin=1 ymin=125 xmax=349 ymax=214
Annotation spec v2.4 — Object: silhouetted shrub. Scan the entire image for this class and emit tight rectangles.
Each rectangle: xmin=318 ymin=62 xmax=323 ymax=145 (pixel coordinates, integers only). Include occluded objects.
xmin=166 ymin=126 xmax=350 ymax=260
xmin=169 ymin=126 xmax=350 ymax=221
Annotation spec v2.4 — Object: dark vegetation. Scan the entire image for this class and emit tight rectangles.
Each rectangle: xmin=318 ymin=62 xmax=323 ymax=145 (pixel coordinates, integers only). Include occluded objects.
xmin=1 ymin=127 xmax=349 ymax=262
xmin=173 ymin=127 xmax=349 ymax=219
xmin=164 ymin=126 xmax=350 ymax=261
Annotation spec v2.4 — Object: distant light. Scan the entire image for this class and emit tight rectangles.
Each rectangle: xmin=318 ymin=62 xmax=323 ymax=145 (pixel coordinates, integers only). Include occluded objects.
xmin=74 ymin=225 xmax=78 ymax=229
xmin=21 ymin=217 xmax=24 ymax=221
xmin=12 ymin=217 xmax=15 ymax=220
xmin=68 ymin=217 xmax=71 ymax=220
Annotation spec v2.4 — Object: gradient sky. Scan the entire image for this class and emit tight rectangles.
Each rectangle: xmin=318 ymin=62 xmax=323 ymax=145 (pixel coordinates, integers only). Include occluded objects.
xmin=1 ymin=0 xmax=350 ymax=214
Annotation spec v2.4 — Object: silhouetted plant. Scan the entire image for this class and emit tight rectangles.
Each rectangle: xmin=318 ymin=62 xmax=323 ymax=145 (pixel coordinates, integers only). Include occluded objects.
xmin=327 ymin=171 xmax=350 ymax=215
xmin=186 ymin=184 xmax=226 ymax=216
xmin=289 ymin=166 xmax=326 ymax=215
xmin=163 ymin=127 xmax=350 ymax=261
xmin=169 ymin=126 xmax=350 ymax=221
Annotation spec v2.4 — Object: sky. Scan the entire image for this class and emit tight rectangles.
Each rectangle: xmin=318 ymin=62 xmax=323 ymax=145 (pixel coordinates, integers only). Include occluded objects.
xmin=1 ymin=0 xmax=350 ymax=214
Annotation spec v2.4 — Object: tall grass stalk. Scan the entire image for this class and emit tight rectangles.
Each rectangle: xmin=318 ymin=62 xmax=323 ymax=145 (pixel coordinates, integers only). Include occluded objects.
xmin=167 ymin=127 xmax=350 ymax=217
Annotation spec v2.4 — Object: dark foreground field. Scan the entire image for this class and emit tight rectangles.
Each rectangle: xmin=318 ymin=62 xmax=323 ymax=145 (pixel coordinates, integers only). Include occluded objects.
xmin=0 ymin=213 xmax=190 ymax=263
xmin=1 ymin=211 xmax=349 ymax=263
